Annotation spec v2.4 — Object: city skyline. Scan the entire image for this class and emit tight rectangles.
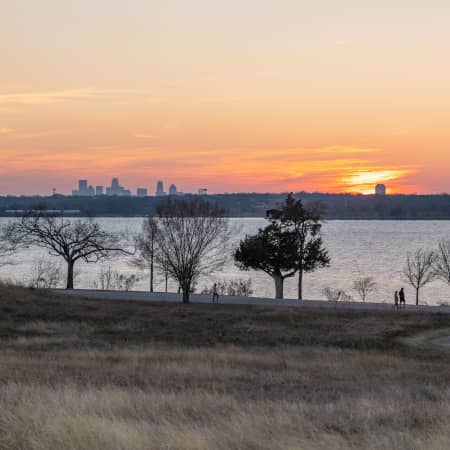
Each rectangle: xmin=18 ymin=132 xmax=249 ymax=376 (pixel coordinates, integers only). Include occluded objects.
xmin=10 ymin=176 xmax=394 ymax=197
xmin=2 ymin=2 xmax=450 ymax=195
xmin=70 ymin=177 xmax=185 ymax=198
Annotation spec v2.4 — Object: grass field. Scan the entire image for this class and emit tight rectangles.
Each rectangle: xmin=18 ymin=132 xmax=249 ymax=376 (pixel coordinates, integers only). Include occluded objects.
xmin=0 ymin=283 xmax=450 ymax=449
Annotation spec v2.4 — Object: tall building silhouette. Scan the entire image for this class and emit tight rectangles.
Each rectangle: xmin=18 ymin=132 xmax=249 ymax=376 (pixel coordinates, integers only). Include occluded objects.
xmin=106 ymin=177 xmax=131 ymax=196
xmin=168 ymin=184 xmax=177 ymax=195
xmin=72 ymin=179 xmax=94 ymax=196
xmin=156 ymin=180 xmax=165 ymax=196
xmin=79 ymin=179 xmax=88 ymax=193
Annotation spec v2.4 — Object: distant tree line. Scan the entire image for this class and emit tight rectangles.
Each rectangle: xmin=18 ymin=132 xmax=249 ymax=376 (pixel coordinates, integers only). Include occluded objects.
xmin=2 ymin=192 xmax=450 ymax=219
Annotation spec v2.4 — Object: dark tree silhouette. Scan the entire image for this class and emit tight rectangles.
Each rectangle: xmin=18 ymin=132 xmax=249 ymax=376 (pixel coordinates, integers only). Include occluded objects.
xmin=234 ymin=222 xmax=299 ymax=299
xmin=130 ymin=217 xmax=160 ymax=292
xmin=155 ymin=197 xmax=230 ymax=303
xmin=404 ymin=248 xmax=436 ymax=306
xmin=267 ymin=193 xmax=330 ymax=299
xmin=4 ymin=214 xmax=127 ymax=289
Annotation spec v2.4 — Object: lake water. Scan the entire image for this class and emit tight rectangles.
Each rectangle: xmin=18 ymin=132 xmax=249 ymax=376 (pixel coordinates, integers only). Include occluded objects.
xmin=1 ymin=218 xmax=449 ymax=305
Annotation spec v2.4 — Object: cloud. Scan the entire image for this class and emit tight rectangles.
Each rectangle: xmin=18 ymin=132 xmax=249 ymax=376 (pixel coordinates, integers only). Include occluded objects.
xmin=0 ymin=88 xmax=139 ymax=105
xmin=134 ymin=134 xmax=158 ymax=139
xmin=0 ymin=128 xmax=15 ymax=134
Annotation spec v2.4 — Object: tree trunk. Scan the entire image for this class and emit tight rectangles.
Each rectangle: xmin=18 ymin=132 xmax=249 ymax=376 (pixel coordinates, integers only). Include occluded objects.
xmin=182 ymin=285 xmax=190 ymax=304
xmin=150 ymin=242 xmax=154 ymax=293
xmin=298 ymin=269 xmax=303 ymax=300
xmin=66 ymin=260 xmax=74 ymax=289
xmin=416 ymin=288 xmax=419 ymax=306
xmin=165 ymin=272 xmax=168 ymax=293
xmin=273 ymin=275 xmax=284 ymax=299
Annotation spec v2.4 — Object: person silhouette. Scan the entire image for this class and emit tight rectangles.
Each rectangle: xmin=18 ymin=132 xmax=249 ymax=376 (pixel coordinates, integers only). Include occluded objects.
xmin=394 ymin=291 xmax=399 ymax=309
xmin=212 ymin=283 xmax=219 ymax=303
xmin=399 ymin=288 xmax=406 ymax=308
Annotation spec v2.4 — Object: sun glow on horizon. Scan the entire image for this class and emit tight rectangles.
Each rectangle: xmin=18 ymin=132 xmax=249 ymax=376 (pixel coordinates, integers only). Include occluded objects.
xmin=337 ymin=169 xmax=414 ymax=195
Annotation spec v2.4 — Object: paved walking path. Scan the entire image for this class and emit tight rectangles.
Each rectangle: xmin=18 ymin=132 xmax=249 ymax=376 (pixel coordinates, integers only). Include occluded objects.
xmin=432 ymin=336 xmax=450 ymax=347
xmin=56 ymin=289 xmax=450 ymax=314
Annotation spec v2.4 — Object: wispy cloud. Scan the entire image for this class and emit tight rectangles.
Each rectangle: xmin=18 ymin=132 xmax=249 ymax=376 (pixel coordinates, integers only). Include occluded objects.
xmin=0 ymin=88 xmax=138 ymax=105
xmin=134 ymin=133 xmax=159 ymax=139
xmin=0 ymin=128 xmax=15 ymax=134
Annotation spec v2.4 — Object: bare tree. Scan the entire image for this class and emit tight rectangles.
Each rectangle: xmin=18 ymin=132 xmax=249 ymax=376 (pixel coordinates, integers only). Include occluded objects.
xmin=130 ymin=217 xmax=160 ymax=292
xmin=322 ymin=287 xmax=352 ymax=302
xmin=433 ymin=240 xmax=450 ymax=288
xmin=404 ymin=248 xmax=436 ymax=306
xmin=157 ymin=255 xmax=171 ymax=293
xmin=352 ymin=277 xmax=377 ymax=302
xmin=4 ymin=214 xmax=128 ymax=289
xmin=93 ymin=265 xmax=115 ymax=290
xmin=155 ymin=197 xmax=231 ymax=303
xmin=93 ymin=266 xmax=140 ymax=291
xmin=29 ymin=257 xmax=63 ymax=289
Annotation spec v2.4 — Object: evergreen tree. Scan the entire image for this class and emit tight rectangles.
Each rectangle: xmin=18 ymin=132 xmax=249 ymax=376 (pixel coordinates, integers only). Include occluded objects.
xmin=234 ymin=222 xmax=298 ymax=299
xmin=267 ymin=193 xmax=330 ymax=299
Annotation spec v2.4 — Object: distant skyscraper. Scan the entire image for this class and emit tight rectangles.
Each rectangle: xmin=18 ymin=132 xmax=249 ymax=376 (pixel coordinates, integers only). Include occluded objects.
xmin=72 ymin=179 xmax=94 ymax=196
xmin=95 ymin=186 xmax=104 ymax=196
xmin=197 ymin=188 xmax=208 ymax=195
xmin=168 ymin=184 xmax=177 ymax=195
xmin=136 ymin=188 xmax=148 ymax=197
xmin=156 ymin=180 xmax=165 ymax=196
xmin=106 ymin=177 xmax=131 ymax=196
xmin=111 ymin=177 xmax=120 ymax=190
xmin=375 ymin=184 xmax=387 ymax=195
xmin=78 ymin=179 xmax=88 ymax=193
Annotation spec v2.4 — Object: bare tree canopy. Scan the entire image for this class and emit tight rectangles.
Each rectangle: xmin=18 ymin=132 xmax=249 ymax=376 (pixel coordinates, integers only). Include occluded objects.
xmin=404 ymin=248 xmax=436 ymax=306
xmin=433 ymin=240 xmax=450 ymax=285
xmin=4 ymin=214 xmax=128 ymax=289
xmin=352 ymin=277 xmax=377 ymax=302
xmin=155 ymin=197 xmax=231 ymax=303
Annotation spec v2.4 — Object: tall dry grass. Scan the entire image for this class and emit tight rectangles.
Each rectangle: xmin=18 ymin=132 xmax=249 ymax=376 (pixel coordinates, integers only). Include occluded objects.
xmin=0 ymin=344 xmax=449 ymax=450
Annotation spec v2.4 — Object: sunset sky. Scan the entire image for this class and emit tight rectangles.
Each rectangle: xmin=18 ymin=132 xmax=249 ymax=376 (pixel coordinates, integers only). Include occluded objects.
xmin=1 ymin=1 xmax=450 ymax=195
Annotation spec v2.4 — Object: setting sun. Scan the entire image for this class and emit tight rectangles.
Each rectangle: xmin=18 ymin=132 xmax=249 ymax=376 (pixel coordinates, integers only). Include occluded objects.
xmin=338 ymin=170 xmax=413 ymax=194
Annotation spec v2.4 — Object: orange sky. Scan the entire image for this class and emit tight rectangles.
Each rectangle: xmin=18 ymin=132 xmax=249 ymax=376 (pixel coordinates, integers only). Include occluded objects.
xmin=1 ymin=1 xmax=450 ymax=195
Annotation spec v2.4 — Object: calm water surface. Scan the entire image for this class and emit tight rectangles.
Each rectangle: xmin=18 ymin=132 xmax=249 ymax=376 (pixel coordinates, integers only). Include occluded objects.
xmin=1 ymin=218 xmax=449 ymax=305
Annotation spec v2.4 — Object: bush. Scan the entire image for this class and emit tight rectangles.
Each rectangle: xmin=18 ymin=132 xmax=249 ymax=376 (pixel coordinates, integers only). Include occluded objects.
xmin=322 ymin=287 xmax=352 ymax=302
xmin=201 ymin=279 xmax=253 ymax=297
xmin=93 ymin=266 xmax=140 ymax=291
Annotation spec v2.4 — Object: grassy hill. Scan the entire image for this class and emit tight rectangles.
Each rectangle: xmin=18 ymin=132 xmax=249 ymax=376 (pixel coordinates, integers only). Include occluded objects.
xmin=0 ymin=283 xmax=449 ymax=449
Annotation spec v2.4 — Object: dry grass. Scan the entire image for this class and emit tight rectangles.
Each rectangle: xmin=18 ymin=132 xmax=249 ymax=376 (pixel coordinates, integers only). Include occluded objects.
xmin=0 ymin=283 xmax=450 ymax=449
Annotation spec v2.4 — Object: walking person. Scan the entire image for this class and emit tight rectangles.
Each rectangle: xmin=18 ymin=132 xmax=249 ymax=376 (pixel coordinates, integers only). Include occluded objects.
xmin=212 ymin=283 xmax=219 ymax=303
xmin=394 ymin=291 xmax=399 ymax=309
xmin=399 ymin=288 xmax=406 ymax=308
